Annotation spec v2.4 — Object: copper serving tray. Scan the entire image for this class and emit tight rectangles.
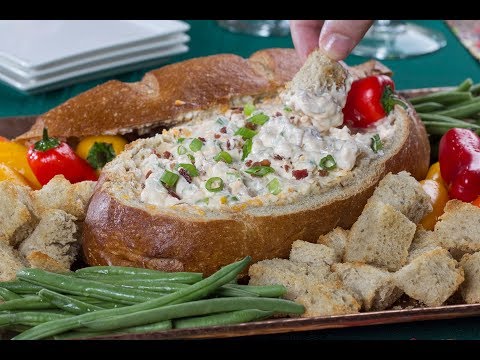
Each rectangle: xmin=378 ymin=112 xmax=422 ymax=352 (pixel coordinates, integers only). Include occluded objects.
xmin=2 ymin=86 xmax=477 ymax=340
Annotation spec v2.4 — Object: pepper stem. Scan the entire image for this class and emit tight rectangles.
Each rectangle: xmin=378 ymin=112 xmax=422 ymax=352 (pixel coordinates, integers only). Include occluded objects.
xmin=34 ymin=128 xmax=60 ymax=152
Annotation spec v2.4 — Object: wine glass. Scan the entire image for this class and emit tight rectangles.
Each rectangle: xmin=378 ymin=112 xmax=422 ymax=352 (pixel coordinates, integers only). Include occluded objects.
xmin=217 ymin=20 xmax=290 ymax=37
xmin=352 ymin=20 xmax=447 ymax=60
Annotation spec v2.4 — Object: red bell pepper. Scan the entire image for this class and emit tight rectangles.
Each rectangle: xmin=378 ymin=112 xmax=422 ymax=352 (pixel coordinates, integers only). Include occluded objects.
xmin=27 ymin=128 xmax=98 ymax=185
xmin=343 ymin=75 xmax=405 ymax=128
xmin=439 ymin=128 xmax=480 ymax=202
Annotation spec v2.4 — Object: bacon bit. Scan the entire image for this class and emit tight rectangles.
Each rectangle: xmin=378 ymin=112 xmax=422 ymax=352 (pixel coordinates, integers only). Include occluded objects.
xmin=245 ymin=160 xmax=253 ymax=167
xmin=275 ymin=111 xmax=282 ymax=117
xmin=220 ymin=127 xmax=227 ymax=134
xmin=169 ymin=163 xmax=176 ymax=170
xmin=175 ymin=100 xmax=186 ymax=106
xmin=292 ymin=169 xmax=308 ymax=180
xmin=245 ymin=122 xmax=257 ymax=130
xmin=226 ymin=140 xmax=232 ymax=150
xmin=214 ymin=134 xmax=221 ymax=139
xmin=252 ymin=159 xmax=271 ymax=167
xmin=179 ymin=168 xmax=192 ymax=183
xmin=163 ymin=151 xmax=172 ymax=159
xmin=167 ymin=187 xmax=181 ymax=200
xmin=273 ymin=154 xmax=284 ymax=161
xmin=231 ymin=106 xmax=244 ymax=111
xmin=152 ymin=149 xmax=161 ymax=158
xmin=284 ymin=164 xmax=290 ymax=172
xmin=318 ymin=169 xmax=329 ymax=177
xmin=290 ymin=116 xmax=295 ymax=120
xmin=198 ymin=137 xmax=206 ymax=143
xmin=145 ymin=170 xmax=152 ymax=179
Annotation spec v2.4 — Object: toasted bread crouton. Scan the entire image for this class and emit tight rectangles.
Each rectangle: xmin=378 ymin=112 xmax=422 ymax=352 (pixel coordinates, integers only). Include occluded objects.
xmin=295 ymin=283 xmax=360 ymax=317
xmin=317 ymin=227 xmax=348 ymax=261
xmin=368 ymin=171 xmax=432 ymax=224
xmin=18 ymin=210 xmax=78 ymax=271
xmin=290 ymin=240 xmax=337 ymax=267
xmin=0 ymin=241 xmax=25 ymax=281
xmin=31 ymin=175 xmax=96 ymax=220
xmin=0 ymin=181 xmax=37 ymax=246
xmin=459 ymin=252 xmax=480 ymax=304
xmin=26 ymin=251 xmax=71 ymax=273
xmin=407 ymin=226 xmax=441 ymax=263
xmin=434 ymin=200 xmax=480 ymax=257
xmin=344 ymin=201 xmax=416 ymax=271
xmin=249 ymin=258 xmax=359 ymax=316
xmin=332 ymin=262 xmax=403 ymax=311
xmin=394 ymin=248 xmax=464 ymax=307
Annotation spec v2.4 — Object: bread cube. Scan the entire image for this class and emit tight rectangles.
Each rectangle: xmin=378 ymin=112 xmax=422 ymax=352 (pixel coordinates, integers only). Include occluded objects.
xmin=459 ymin=252 xmax=480 ymax=304
xmin=317 ymin=227 xmax=348 ymax=262
xmin=407 ymin=226 xmax=441 ymax=263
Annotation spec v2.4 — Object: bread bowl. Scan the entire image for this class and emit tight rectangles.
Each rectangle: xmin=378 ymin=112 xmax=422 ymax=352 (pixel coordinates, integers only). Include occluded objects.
xmin=59 ymin=49 xmax=428 ymax=275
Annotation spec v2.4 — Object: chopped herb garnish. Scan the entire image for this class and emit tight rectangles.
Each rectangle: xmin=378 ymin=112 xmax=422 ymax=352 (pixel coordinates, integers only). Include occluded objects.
xmin=205 ymin=177 xmax=224 ymax=192
xmin=319 ymin=155 xmax=337 ymax=170
xmin=187 ymin=154 xmax=196 ymax=164
xmin=176 ymin=163 xmax=199 ymax=177
xmin=267 ymin=178 xmax=282 ymax=195
xmin=244 ymin=103 xmax=256 ymax=116
xmin=230 ymin=196 xmax=239 ymax=202
xmin=196 ymin=198 xmax=210 ymax=205
xmin=247 ymin=112 xmax=269 ymax=126
xmin=177 ymin=137 xmax=185 ymax=144
xmin=160 ymin=170 xmax=179 ymax=188
xmin=227 ymin=171 xmax=241 ymax=178
xmin=371 ymin=134 xmax=383 ymax=153
xmin=214 ymin=151 xmax=233 ymax=164
xmin=242 ymin=138 xmax=252 ymax=161
xmin=189 ymin=138 xmax=203 ymax=152
xmin=235 ymin=127 xmax=257 ymax=140
xmin=245 ymin=166 xmax=275 ymax=177
xmin=177 ymin=145 xmax=187 ymax=155
xmin=216 ymin=117 xmax=228 ymax=126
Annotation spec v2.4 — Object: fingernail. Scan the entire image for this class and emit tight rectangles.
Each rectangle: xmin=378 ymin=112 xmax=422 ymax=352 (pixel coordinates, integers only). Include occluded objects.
xmin=320 ymin=33 xmax=353 ymax=61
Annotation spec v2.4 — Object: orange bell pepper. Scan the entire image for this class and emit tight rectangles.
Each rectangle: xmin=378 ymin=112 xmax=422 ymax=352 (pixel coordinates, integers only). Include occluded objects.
xmin=0 ymin=141 xmax=41 ymax=189
xmin=420 ymin=179 xmax=449 ymax=231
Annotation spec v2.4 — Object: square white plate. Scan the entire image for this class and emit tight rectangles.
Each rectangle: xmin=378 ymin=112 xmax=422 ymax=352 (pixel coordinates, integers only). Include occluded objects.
xmin=0 ymin=43 xmax=188 ymax=93
xmin=0 ymin=20 xmax=190 ymax=70
xmin=3 ymin=33 xmax=190 ymax=80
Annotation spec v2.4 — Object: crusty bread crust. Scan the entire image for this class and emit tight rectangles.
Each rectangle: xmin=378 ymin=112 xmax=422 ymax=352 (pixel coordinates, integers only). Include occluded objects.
xmin=81 ymin=50 xmax=429 ymax=275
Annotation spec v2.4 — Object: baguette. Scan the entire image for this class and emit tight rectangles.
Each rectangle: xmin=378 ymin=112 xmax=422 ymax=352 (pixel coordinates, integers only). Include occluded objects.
xmin=80 ymin=49 xmax=429 ymax=275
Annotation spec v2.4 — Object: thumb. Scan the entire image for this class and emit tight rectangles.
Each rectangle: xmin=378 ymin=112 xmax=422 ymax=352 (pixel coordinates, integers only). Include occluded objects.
xmin=319 ymin=20 xmax=373 ymax=60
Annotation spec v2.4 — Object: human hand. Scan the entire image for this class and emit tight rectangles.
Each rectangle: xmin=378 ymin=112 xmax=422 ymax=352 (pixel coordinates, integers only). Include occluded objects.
xmin=290 ymin=20 xmax=373 ymax=61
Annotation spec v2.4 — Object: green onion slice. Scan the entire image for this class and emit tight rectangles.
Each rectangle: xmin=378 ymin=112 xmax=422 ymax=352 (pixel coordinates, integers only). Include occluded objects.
xmin=371 ymin=134 xmax=383 ymax=153
xmin=319 ymin=155 xmax=337 ymax=170
xmin=242 ymin=138 xmax=252 ymax=161
xmin=244 ymin=103 xmax=256 ymax=116
xmin=214 ymin=151 xmax=233 ymax=164
xmin=235 ymin=127 xmax=257 ymax=140
xmin=267 ymin=178 xmax=282 ymax=195
xmin=205 ymin=177 xmax=224 ymax=192
xmin=176 ymin=163 xmax=199 ymax=177
xmin=177 ymin=137 xmax=185 ymax=144
xmin=245 ymin=166 xmax=275 ymax=177
xmin=187 ymin=154 xmax=196 ymax=164
xmin=247 ymin=112 xmax=269 ymax=125
xmin=189 ymin=138 xmax=203 ymax=152
xmin=284 ymin=106 xmax=292 ymax=112
xmin=177 ymin=145 xmax=187 ymax=155
xmin=160 ymin=170 xmax=179 ymax=188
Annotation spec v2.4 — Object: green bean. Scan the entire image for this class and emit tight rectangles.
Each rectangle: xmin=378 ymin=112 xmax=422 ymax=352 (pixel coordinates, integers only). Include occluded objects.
xmin=0 ymin=296 xmax=55 ymax=311
xmin=225 ymin=284 xmax=286 ymax=298
xmin=0 ymin=288 xmax=22 ymax=301
xmin=174 ymin=309 xmax=273 ymax=329
xmin=0 ymin=312 xmax=72 ymax=327
xmin=457 ymin=78 xmax=473 ymax=92
xmin=214 ymin=287 xmax=258 ymax=297
xmin=419 ymin=113 xmax=480 ymax=127
xmin=413 ymin=102 xmax=445 ymax=113
xmin=16 ymin=269 xmax=164 ymax=305
xmin=0 ymin=281 xmax=43 ymax=294
xmin=53 ymin=320 xmax=172 ymax=340
xmin=74 ymin=277 xmax=189 ymax=293
xmin=83 ymin=297 xmax=304 ymax=332
xmin=13 ymin=256 xmax=251 ymax=340
xmin=434 ymin=99 xmax=480 ymax=118
xmin=38 ymin=289 xmax=104 ymax=315
xmin=75 ymin=267 xmax=203 ymax=284
xmin=472 ymin=83 xmax=480 ymax=96
xmin=409 ymin=91 xmax=472 ymax=105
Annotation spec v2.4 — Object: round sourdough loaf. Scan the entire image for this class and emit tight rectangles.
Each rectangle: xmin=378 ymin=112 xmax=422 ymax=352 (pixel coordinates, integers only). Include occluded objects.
xmin=79 ymin=50 xmax=430 ymax=275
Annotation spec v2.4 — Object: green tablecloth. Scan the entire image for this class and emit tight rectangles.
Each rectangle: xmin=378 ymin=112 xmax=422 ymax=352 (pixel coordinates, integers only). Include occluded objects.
xmin=1 ymin=20 xmax=480 ymax=340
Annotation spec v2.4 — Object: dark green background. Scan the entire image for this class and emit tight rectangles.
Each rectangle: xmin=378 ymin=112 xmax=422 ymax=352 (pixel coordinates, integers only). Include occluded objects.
xmin=1 ymin=20 xmax=480 ymax=340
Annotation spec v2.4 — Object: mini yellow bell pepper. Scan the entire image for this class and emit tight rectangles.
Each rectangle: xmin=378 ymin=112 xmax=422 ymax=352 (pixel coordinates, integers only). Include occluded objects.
xmin=420 ymin=179 xmax=449 ymax=231
xmin=0 ymin=141 xmax=41 ymax=189
xmin=0 ymin=163 xmax=31 ymax=187
xmin=76 ymin=135 xmax=127 ymax=170
xmin=425 ymin=162 xmax=446 ymax=187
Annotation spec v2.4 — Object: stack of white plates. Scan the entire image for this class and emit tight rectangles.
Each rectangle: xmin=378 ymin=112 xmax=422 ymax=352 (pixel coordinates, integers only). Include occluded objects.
xmin=0 ymin=20 xmax=190 ymax=93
